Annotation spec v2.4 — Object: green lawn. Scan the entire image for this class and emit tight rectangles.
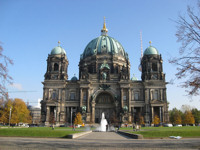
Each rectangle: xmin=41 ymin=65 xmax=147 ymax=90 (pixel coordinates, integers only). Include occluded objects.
xmin=0 ymin=127 xmax=82 ymax=138
xmin=125 ymin=126 xmax=200 ymax=138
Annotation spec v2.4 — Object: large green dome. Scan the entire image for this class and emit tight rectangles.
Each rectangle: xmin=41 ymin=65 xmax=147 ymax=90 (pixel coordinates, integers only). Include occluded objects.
xmin=81 ymin=35 xmax=126 ymax=59
xmin=144 ymin=46 xmax=159 ymax=55
xmin=51 ymin=46 xmax=66 ymax=55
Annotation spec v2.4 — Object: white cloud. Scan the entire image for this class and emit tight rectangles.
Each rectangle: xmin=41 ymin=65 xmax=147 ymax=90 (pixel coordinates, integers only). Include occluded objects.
xmin=9 ymin=83 xmax=23 ymax=90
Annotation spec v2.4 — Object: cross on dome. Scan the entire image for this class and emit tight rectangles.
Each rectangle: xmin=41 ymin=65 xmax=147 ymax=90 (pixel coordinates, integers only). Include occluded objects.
xmin=149 ymin=41 xmax=152 ymax=46
xmin=58 ymin=41 xmax=61 ymax=46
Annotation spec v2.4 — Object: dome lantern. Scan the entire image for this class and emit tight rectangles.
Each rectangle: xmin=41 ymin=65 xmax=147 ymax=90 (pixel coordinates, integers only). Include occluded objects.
xmin=101 ymin=17 xmax=108 ymax=36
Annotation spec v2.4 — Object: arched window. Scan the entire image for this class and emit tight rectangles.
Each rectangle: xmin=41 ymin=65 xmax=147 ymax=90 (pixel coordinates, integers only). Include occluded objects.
xmin=152 ymin=63 xmax=157 ymax=71
xmin=54 ymin=63 xmax=59 ymax=71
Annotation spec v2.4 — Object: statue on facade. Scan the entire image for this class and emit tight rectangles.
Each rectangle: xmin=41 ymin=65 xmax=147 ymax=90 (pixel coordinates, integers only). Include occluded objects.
xmin=82 ymin=106 xmax=86 ymax=114
xmin=120 ymin=65 xmax=128 ymax=79
xmin=81 ymin=63 xmax=89 ymax=79
xmin=99 ymin=61 xmax=110 ymax=80
xmin=102 ymin=72 xmax=107 ymax=80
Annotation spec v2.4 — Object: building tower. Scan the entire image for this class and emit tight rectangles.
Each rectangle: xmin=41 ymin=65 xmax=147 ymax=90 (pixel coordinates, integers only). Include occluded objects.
xmin=141 ymin=41 xmax=165 ymax=81
xmin=41 ymin=41 xmax=68 ymax=126
xmin=141 ymin=41 xmax=169 ymax=124
xmin=44 ymin=41 xmax=69 ymax=80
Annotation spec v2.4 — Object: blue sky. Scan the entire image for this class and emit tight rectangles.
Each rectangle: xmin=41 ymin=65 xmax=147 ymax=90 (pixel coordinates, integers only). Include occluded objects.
xmin=0 ymin=0 xmax=199 ymax=110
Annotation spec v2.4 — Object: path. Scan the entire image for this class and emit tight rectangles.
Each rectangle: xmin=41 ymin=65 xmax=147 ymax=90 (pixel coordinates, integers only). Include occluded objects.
xmin=0 ymin=133 xmax=200 ymax=149
xmin=78 ymin=131 xmax=130 ymax=140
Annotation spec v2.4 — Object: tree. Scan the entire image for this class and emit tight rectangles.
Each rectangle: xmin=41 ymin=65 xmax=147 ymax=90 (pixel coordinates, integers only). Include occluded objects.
xmin=152 ymin=115 xmax=160 ymax=125
xmin=11 ymin=99 xmax=32 ymax=124
xmin=0 ymin=98 xmax=32 ymax=124
xmin=174 ymin=112 xmax=182 ymax=125
xmin=0 ymin=99 xmax=13 ymax=124
xmin=191 ymin=108 xmax=200 ymax=125
xmin=139 ymin=115 xmax=145 ymax=125
xmin=74 ymin=112 xmax=83 ymax=125
xmin=0 ymin=43 xmax=13 ymax=99
xmin=169 ymin=108 xmax=183 ymax=124
xmin=169 ymin=2 xmax=200 ymax=96
xmin=183 ymin=110 xmax=195 ymax=125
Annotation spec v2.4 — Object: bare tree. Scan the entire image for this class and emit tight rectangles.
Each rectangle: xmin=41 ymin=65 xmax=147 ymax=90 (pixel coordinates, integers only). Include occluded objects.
xmin=0 ymin=42 xmax=13 ymax=99
xmin=169 ymin=2 xmax=200 ymax=96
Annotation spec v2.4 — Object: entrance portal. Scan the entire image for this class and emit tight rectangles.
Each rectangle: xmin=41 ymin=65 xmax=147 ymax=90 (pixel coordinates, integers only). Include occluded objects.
xmin=95 ymin=92 xmax=115 ymax=123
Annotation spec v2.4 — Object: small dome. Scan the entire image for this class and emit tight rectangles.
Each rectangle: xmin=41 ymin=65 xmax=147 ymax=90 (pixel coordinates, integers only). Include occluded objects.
xmin=144 ymin=46 xmax=159 ymax=55
xmin=51 ymin=46 xmax=66 ymax=55
xmin=71 ymin=75 xmax=78 ymax=81
xmin=131 ymin=74 xmax=138 ymax=81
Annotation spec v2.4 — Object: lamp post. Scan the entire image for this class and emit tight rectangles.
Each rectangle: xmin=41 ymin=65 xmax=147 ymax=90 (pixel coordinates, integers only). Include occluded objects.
xmin=9 ymin=107 xmax=12 ymax=126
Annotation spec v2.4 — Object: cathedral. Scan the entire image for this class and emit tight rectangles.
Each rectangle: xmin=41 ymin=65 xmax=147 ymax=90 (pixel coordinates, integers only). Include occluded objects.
xmin=41 ymin=20 xmax=169 ymax=126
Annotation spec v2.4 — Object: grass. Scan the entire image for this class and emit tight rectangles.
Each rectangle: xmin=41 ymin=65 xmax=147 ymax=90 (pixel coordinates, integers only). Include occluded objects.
xmin=0 ymin=126 xmax=199 ymax=139
xmin=124 ymin=126 xmax=200 ymax=138
xmin=0 ymin=127 xmax=82 ymax=138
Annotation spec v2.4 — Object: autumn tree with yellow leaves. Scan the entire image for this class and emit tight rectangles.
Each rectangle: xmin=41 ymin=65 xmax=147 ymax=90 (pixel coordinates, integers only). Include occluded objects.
xmin=174 ymin=113 xmax=182 ymax=125
xmin=152 ymin=115 xmax=160 ymax=125
xmin=74 ymin=112 xmax=83 ymax=125
xmin=183 ymin=111 xmax=195 ymax=125
xmin=0 ymin=98 xmax=32 ymax=124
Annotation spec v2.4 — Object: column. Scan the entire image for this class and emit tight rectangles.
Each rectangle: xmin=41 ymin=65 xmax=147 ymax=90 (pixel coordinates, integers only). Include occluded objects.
xmin=80 ymin=88 xmax=83 ymax=107
xmin=91 ymin=101 xmax=95 ymax=123
xmin=159 ymin=106 xmax=162 ymax=122
xmin=54 ymin=107 xmax=56 ymax=122
xmin=87 ymin=88 xmax=90 ymax=113
xmin=162 ymin=106 xmax=164 ymax=122
xmin=128 ymin=89 xmax=131 ymax=113
xmin=128 ymin=89 xmax=131 ymax=122
xmin=160 ymin=89 xmax=163 ymax=100
xmin=121 ymin=89 xmax=123 ymax=108
xmin=151 ymin=107 xmax=154 ymax=123
xmin=46 ymin=106 xmax=50 ymax=122
xmin=66 ymin=107 xmax=69 ymax=123
xmin=52 ymin=63 xmax=54 ymax=71
xmin=59 ymin=62 xmax=61 ymax=71
xmin=149 ymin=89 xmax=151 ymax=101
xmin=145 ymin=89 xmax=148 ymax=103
xmin=163 ymin=89 xmax=167 ymax=101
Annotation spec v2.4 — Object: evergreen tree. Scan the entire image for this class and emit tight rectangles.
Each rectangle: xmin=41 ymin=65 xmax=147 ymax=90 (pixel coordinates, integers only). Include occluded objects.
xmin=169 ymin=108 xmax=183 ymax=124
xmin=191 ymin=108 xmax=200 ymax=125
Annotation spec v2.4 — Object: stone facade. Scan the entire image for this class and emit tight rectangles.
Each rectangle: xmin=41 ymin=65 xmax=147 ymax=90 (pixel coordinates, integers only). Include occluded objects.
xmin=41 ymin=24 xmax=169 ymax=126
